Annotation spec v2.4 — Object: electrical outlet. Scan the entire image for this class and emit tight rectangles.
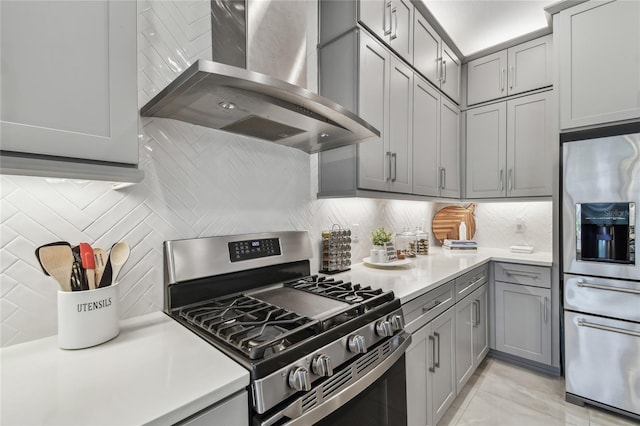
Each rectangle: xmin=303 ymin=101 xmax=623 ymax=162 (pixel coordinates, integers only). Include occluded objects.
xmin=351 ymin=223 xmax=360 ymax=242
xmin=515 ymin=218 xmax=525 ymax=234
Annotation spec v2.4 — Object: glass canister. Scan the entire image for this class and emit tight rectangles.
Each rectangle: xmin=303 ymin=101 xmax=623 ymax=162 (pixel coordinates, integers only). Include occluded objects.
xmin=413 ymin=226 xmax=429 ymax=255
xmin=396 ymin=227 xmax=416 ymax=258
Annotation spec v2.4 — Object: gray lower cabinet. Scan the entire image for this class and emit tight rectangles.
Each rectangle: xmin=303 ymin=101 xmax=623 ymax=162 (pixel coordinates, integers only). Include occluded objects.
xmin=557 ymin=0 xmax=640 ymax=129
xmin=455 ymin=283 xmax=489 ymax=391
xmin=465 ymin=90 xmax=552 ymax=199
xmin=493 ymin=263 xmax=552 ymax=365
xmin=178 ymin=391 xmax=248 ymax=426
xmin=406 ymin=307 xmax=456 ymax=426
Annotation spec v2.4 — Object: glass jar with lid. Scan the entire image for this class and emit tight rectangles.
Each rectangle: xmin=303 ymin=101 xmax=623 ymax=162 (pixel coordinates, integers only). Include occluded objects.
xmin=413 ymin=226 xmax=429 ymax=255
xmin=396 ymin=227 xmax=416 ymax=258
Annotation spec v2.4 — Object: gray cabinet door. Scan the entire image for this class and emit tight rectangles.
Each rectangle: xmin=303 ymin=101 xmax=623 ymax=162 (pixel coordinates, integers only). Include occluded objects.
xmin=472 ymin=284 xmax=489 ymax=365
xmin=455 ymin=295 xmax=474 ymax=390
xmin=506 ymin=91 xmax=552 ymax=197
xmin=495 ymin=281 xmax=552 ymax=365
xmin=413 ymin=13 xmax=441 ymax=86
xmin=430 ymin=308 xmax=456 ymax=425
xmin=1 ymin=0 xmax=138 ymax=164
xmin=389 ymin=0 xmax=413 ymax=63
xmin=440 ymin=42 xmax=461 ymax=104
xmin=358 ymin=0 xmax=387 ymax=41
xmin=405 ymin=323 xmax=433 ymax=426
xmin=439 ymin=97 xmax=460 ymax=198
xmin=465 ymin=102 xmax=507 ymax=198
xmin=388 ymin=57 xmax=413 ymax=194
xmin=466 ymin=50 xmax=507 ymax=106
xmin=358 ymin=32 xmax=390 ymax=191
xmin=558 ymin=0 xmax=640 ymax=129
xmin=507 ymin=35 xmax=552 ymax=96
xmin=412 ymin=76 xmax=441 ymax=197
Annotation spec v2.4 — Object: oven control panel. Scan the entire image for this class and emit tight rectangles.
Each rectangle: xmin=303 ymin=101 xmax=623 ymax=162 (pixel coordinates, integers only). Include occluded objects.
xmin=229 ymin=238 xmax=281 ymax=262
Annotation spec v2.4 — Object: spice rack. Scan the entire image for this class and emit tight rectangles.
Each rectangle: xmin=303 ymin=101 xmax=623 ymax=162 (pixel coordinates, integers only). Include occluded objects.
xmin=320 ymin=225 xmax=352 ymax=274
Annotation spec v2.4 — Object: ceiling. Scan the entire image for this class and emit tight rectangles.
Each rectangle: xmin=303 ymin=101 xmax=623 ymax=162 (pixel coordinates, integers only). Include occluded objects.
xmin=422 ymin=0 xmax=557 ymax=57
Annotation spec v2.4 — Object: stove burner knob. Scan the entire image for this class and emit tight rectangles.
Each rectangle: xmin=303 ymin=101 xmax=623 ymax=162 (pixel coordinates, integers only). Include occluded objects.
xmin=388 ymin=314 xmax=404 ymax=331
xmin=312 ymin=354 xmax=333 ymax=377
xmin=288 ymin=367 xmax=311 ymax=392
xmin=375 ymin=319 xmax=393 ymax=337
xmin=347 ymin=335 xmax=367 ymax=354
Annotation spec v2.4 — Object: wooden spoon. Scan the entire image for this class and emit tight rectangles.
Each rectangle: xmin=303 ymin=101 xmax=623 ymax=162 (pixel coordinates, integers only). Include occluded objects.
xmin=38 ymin=245 xmax=74 ymax=292
xmin=109 ymin=242 xmax=130 ymax=286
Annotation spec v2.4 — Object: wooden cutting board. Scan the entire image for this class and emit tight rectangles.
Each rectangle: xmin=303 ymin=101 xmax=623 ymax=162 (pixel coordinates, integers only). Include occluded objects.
xmin=432 ymin=204 xmax=477 ymax=244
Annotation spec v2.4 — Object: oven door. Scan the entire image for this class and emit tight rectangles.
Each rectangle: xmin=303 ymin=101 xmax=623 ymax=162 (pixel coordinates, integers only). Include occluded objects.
xmin=257 ymin=333 xmax=410 ymax=426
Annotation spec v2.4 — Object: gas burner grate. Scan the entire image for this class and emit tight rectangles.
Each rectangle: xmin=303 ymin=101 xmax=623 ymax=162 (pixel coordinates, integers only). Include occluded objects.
xmin=177 ymin=295 xmax=319 ymax=360
xmin=285 ymin=276 xmax=393 ymax=306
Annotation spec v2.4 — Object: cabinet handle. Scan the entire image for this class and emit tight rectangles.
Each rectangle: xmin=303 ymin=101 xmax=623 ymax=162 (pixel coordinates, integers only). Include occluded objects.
xmin=500 ymin=169 xmax=504 ymax=191
xmin=577 ymin=280 xmax=640 ymax=295
xmin=422 ymin=300 xmax=441 ymax=313
xmin=472 ymin=300 xmax=478 ymax=326
xmin=508 ymin=169 xmax=513 ymax=191
xmin=386 ymin=151 xmax=392 ymax=181
xmin=434 ymin=331 xmax=441 ymax=368
xmin=442 ymin=59 xmax=447 ymax=84
xmin=438 ymin=58 xmax=443 ymax=82
xmin=501 ymin=68 xmax=505 ymax=91
xmin=391 ymin=152 xmax=397 ymax=182
xmin=384 ymin=2 xmax=392 ymax=35
xmin=544 ymin=297 xmax=548 ymax=324
xmin=391 ymin=7 xmax=398 ymax=40
xmin=577 ymin=318 xmax=640 ymax=338
xmin=474 ymin=299 xmax=481 ymax=326
xmin=440 ymin=168 xmax=446 ymax=190
xmin=428 ymin=335 xmax=436 ymax=372
xmin=509 ymin=65 xmax=514 ymax=89
xmin=504 ymin=270 xmax=540 ymax=279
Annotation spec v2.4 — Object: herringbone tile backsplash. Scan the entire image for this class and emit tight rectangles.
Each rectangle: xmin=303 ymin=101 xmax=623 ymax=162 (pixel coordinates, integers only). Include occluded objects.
xmin=0 ymin=0 xmax=551 ymax=347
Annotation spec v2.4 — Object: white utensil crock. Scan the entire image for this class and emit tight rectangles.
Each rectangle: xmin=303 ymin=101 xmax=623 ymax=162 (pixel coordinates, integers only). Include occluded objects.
xmin=57 ymin=283 xmax=119 ymax=349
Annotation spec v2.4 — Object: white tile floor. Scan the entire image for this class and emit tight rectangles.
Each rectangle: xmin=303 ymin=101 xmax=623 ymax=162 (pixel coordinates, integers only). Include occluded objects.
xmin=439 ymin=357 xmax=640 ymax=426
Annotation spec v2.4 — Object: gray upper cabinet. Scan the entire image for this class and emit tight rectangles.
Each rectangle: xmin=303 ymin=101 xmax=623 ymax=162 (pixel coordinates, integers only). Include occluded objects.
xmin=0 ymin=1 xmax=138 ymax=167
xmin=465 ymin=91 xmax=552 ymax=199
xmin=466 ymin=35 xmax=552 ymax=106
xmin=318 ymin=30 xmax=412 ymax=196
xmin=322 ymin=0 xmax=413 ymax=64
xmin=557 ymin=0 xmax=640 ymax=129
xmin=413 ymin=15 xmax=461 ymax=104
xmin=412 ymin=76 xmax=460 ymax=198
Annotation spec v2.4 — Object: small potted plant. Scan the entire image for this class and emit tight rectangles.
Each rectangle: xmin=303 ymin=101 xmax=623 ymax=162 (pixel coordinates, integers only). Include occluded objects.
xmin=371 ymin=227 xmax=394 ymax=247
xmin=370 ymin=227 xmax=396 ymax=263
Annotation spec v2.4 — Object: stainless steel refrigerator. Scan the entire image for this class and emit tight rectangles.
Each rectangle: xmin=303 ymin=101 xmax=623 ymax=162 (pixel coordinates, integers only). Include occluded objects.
xmin=561 ymin=122 xmax=639 ymax=421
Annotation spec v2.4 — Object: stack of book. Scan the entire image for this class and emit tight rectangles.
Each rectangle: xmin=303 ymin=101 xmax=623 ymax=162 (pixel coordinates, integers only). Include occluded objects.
xmin=443 ymin=239 xmax=478 ymax=250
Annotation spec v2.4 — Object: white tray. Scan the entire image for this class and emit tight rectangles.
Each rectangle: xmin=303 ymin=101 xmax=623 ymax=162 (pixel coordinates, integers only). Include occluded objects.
xmin=363 ymin=257 xmax=412 ymax=267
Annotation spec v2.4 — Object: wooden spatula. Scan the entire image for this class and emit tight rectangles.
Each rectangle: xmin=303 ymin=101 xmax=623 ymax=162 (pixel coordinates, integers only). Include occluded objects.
xmin=38 ymin=245 xmax=74 ymax=292
xmin=93 ymin=248 xmax=108 ymax=286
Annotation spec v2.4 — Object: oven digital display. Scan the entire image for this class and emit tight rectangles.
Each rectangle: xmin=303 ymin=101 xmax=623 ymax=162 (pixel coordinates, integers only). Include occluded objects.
xmin=229 ymin=238 xmax=281 ymax=262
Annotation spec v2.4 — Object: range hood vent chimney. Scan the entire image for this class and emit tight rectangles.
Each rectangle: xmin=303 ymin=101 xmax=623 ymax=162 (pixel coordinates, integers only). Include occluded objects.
xmin=140 ymin=0 xmax=378 ymax=154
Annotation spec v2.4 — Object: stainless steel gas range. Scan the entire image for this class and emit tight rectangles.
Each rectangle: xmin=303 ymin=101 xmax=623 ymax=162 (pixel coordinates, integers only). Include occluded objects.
xmin=163 ymin=231 xmax=410 ymax=425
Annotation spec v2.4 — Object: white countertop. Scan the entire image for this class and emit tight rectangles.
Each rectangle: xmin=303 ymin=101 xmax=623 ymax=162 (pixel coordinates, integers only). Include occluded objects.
xmin=0 ymin=312 xmax=249 ymax=426
xmin=331 ymin=247 xmax=553 ymax=303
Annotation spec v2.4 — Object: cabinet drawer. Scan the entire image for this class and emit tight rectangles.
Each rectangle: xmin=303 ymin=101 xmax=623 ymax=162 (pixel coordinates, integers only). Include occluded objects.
xmin=403 ymin=281 xmax=454 ymax=334
xmin=455 ymin=264 xmax=488 ymax=301
xmin=494 ymin=263 xmax=550 ymax=288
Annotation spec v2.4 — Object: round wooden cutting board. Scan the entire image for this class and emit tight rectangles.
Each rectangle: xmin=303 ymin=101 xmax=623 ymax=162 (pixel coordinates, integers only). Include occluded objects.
xmin=432 ymin=204 xmax=477 ymax=243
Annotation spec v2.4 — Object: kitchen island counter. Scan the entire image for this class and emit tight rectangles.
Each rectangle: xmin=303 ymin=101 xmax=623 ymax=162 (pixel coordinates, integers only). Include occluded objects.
xmin=332 ymin=247 xmax=553 ymax=304
xmin=0 ymin=311 xmax=249 ymax=425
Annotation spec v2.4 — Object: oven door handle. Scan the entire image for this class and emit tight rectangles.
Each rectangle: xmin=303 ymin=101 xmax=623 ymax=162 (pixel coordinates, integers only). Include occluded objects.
xmin=260 ymin=332 xmax=411 ymax=426
xmin=576 ymin=280 xmax=640 ymax=295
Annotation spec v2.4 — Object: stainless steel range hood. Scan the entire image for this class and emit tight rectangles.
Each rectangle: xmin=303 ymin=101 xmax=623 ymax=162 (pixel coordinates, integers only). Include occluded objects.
xmin=140 ymin=0 xmax=378 ymax=154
